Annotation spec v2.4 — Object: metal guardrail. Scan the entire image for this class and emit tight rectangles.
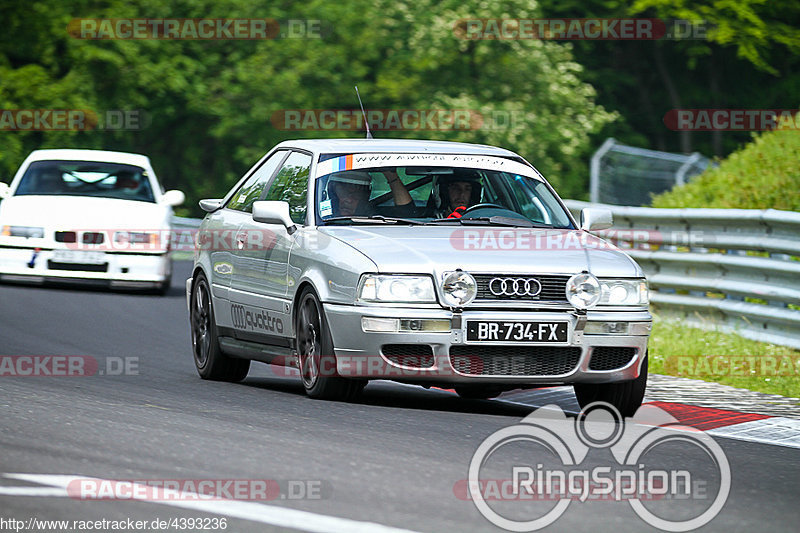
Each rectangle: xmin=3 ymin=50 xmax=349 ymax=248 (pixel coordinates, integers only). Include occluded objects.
xmin=564 ymin=200 xmax=800 ymax=349
xmin=170 ymin=216 xmax=202 ymax=259
xmin=170 ymin=210 xmax=800 ymax=349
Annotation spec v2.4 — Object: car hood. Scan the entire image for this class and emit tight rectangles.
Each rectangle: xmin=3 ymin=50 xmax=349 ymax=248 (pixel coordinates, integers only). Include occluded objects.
xmin=0 ymin=195 xmax=171 ymax=230
xmin=318 ymin=225 xmax=643 ymax=277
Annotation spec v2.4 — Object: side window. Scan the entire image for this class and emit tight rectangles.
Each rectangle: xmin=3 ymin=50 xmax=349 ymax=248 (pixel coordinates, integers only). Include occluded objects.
xmin=227 ymin=150 xmax=287 ymax=213
xmin=264 ymin=151 xmax=312 ymax=224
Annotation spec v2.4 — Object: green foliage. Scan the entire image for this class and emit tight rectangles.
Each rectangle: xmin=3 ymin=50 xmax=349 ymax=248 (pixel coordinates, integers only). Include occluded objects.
xmin=651 ymin=124 xmax=800 ymax=209
xmin=0 ymin=0 xmax=615 ymax=214
xmin=538 ymin=0 xmax=800 ymax=160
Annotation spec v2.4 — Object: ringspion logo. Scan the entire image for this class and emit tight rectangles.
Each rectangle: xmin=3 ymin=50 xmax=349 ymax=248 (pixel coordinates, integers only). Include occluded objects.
xmin=465 ymin=402 xmax=730 ymax=531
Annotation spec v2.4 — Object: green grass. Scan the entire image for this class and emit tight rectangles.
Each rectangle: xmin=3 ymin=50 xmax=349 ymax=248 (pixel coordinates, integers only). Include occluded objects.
xmin=650 ymin=122 xmax=800 ymax=210
xmin=648 ymin=315 xmax=800 ymax=399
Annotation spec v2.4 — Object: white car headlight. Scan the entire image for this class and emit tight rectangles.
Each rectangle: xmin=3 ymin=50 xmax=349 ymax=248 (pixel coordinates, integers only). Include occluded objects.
xmin=114 ymin=231 xmax=159 ymax=245
xmin=357 ymin=274 xmax=437 ymax=303
xmin=1 ymin=225 xmax=44 ymax=238
xmin=566 ymin=273 xmax=601 ymax=309
xmin=599 ymin=279 xmax=649 ymax=306
xmin=441 ymin=271 xmax=477 ymax=307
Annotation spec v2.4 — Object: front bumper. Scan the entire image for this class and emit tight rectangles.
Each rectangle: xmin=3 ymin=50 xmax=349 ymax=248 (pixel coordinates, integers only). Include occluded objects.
xmin=0 ymin=246 xmax=170 ymax=288
xmin=324 ymin=303 xmax=651 ymax=385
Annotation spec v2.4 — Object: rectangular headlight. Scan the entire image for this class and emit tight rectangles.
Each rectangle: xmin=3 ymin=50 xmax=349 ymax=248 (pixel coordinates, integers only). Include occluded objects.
xmin=361 ymin=317 xmax=451 ymax=332
xmin=1 ymin=225 xmax=44 ymax=238
xmin=598 ymin=279 xmax=648 ymax=306
xmin=114 ymin=231 xmax=158 ymax=245
xmin=357 ymin=274 xmax=437 ymax=303
xmin=584 ymin=321 xmax=651 ymax=335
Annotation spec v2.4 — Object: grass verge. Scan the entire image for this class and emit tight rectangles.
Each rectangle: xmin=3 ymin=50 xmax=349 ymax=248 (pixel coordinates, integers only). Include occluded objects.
xmin=648 ymin=315 xmax=800 ymax=399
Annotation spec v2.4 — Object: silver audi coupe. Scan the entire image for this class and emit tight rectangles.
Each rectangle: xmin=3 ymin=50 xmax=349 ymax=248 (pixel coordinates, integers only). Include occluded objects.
xmin=187 ymin=139 xmax=651 ymax=415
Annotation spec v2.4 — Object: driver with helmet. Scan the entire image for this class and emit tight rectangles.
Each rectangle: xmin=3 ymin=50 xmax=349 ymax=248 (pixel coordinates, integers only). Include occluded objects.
xmin=431 ymin=169 xmax=483 ymax=219
xmin=325 ymin=169 xmax=413 ymax=217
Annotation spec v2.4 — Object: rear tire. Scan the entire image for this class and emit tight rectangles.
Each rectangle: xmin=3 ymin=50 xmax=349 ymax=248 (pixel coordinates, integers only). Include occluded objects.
xmin=573 ymin=352 xmax=648 ymax=417
xmin=190 ymin=273 xmax=250 ymax=381
xmin=296 ymin=289 xmax=365 ymax=401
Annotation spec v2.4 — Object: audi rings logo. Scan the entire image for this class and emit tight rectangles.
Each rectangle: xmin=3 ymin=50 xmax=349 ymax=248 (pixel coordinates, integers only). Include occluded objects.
xmin=488 ymin=277 xmax=542 ymax=297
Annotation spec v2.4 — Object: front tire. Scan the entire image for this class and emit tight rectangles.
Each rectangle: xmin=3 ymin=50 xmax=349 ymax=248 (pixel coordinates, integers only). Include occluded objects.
xmin=573 ymin=352 xmax=648 ymax=417
xmin=296 ymin=289 xmax=364 ymax=401
xmin=190 ymin=273 xmax=249 ymax=381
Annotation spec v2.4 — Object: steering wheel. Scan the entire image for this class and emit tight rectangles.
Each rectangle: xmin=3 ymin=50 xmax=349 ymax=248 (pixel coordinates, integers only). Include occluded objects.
xmin=460 ymin=203 xmax=507 ymax=215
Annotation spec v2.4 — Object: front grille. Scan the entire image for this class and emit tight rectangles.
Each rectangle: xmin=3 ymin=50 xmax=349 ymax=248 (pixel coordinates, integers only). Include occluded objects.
xmin=589 ymin=347 xmax=637 ymax=371
xmin=473 ymin=274 xmax=569 ymax=302
xmin=82 ymin=232 xmax=105 ymax=244
xmin=449 ymin=345 xmax=581 ymax=376
xmin=382 ymin=344 xmax=435 ymax=368
xmin=47 ymin=261 xmax=108 ymax=273
xmin=55 ymin=231 xmax=77 ymax=243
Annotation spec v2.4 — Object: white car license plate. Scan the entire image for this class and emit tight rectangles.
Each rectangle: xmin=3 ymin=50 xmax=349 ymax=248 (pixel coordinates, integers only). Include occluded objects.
xmin=51 ymin=250 xmax=107 ymax=265
xmin=466 ymin=321 xmax=568 ymax=342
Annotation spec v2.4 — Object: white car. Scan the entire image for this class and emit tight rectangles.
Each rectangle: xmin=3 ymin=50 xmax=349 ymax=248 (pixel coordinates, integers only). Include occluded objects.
xmin=0 ymin=149 xmax=184 ymax=294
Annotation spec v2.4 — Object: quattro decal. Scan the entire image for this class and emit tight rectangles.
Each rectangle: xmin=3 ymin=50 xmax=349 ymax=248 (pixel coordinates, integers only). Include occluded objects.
xmin=230 ymin=303 xmax=284 ymax=334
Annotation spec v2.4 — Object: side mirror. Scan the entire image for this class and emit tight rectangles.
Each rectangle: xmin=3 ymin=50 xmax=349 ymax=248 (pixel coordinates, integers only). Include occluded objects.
xmin=199 ymin=199 xmax=223 ymax=213
xmin=161 ymin=189 xmax=185 ymax=207
xmin=0 ymin=182 xmax=10 ymax=199
xmin=580 ymin=207 xmax=613 ymax=231
xmin=252 ymin=201 xmax=297 ymax=234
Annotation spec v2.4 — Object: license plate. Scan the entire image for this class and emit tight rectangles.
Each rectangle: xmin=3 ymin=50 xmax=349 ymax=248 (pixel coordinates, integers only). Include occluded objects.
xmin=51 ymin=250 xmax=107 ymax=264
xmin=466 ymin=321 xmax=568 ymax=342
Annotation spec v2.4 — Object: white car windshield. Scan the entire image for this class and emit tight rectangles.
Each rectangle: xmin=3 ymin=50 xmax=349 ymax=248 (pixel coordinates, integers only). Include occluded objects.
xmin=14 ymin=160 xmax=156 ymax=203
xmin=315 ymin=160 xmax=573 ymax=228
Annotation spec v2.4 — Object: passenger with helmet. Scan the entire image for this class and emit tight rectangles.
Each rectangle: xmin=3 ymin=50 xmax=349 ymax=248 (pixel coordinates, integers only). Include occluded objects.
xmin=431 ymin=169 xmax=483 ymax=218
xmin=325 ymin=168 xmax=413 ymax=217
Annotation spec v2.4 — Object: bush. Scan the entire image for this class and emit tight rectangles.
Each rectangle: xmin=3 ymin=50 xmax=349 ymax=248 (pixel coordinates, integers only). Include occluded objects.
xmin=651 ymin=122 xmax=800 ymax=210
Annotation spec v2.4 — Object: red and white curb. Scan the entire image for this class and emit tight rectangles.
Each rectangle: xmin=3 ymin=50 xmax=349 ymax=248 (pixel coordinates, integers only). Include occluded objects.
xmin=425 ymin=374 xmax=800 ymax=450
xmin=645 ymin=401 xmax=800 ymax=449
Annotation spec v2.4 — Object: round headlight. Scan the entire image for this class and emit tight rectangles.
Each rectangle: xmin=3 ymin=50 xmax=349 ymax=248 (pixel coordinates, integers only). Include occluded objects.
xmin=441 ymin=271 xmax=477 ymax=307
xmin=566 ymin=273 xmax=601 ymax=309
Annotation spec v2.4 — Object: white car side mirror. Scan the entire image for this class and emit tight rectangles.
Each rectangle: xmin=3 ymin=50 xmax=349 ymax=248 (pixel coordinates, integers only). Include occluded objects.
xmin=252 ymin=201 xmax=297 ymax=234
xmin=580 ymin=207 xmax=613 ymax=231
xmin=0 ymin=182 xmax=10 ymax=199
xmin=199 ymin=199 xmax=223 ymax=212
xmin=161 ymin=189 xmax=185 ymax=207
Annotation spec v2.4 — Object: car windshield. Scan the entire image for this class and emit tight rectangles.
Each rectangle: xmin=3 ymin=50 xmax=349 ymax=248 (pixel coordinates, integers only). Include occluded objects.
xmin=14 ymin=160 xmax=156 ymax=203
xmin=314 ymin=156 xmax=573 ymax=228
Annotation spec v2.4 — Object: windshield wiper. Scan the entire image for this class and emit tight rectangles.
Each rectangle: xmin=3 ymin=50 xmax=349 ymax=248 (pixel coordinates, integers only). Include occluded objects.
xmin=428 ymin=216 xmax=552 ymax=228
xmin=323 ymin=215 xmax=426 ymax=225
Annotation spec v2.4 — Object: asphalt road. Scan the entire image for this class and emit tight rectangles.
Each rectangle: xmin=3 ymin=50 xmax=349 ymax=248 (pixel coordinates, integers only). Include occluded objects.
xmin=0 ymin=261 xmax=798 ymax=532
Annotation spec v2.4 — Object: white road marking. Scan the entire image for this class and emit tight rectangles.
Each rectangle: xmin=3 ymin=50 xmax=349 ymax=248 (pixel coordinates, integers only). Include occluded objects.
xmin=708 ymin=417 xmax=800 ymax=449
xmin=3 ymin=474 xmax=425 ymax=533
xmin=0 ymin=486 xmax=68 ymax=497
